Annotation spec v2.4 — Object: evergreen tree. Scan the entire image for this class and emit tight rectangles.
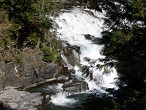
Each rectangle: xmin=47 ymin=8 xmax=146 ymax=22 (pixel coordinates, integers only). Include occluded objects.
xmin=0 ymin=0 xmax=62 ymax=63
xmin=0 ymin=0 xmax=61 ymax=48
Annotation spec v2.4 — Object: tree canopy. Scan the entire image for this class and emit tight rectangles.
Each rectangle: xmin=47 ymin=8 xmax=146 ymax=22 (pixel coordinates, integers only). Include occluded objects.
xmin=102 ymin=0 xmax=146 ymax=108
xmin=0 ymin=0 xmax=61 ymax=48
xmin=0 ymin=0 xmax=62 ymax=63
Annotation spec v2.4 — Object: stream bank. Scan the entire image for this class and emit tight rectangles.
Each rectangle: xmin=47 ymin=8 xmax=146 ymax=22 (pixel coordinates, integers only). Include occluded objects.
xmin=0 ymin=46 xmax=88 ymax=110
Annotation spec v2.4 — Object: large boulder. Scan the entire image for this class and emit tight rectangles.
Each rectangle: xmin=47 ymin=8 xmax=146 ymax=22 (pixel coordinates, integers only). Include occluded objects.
xmin=62 ymin=81 xmax=89 ymax=93
xmin=84 ymin=34 xmax=94 ymax=40
xmin=0 ymin=102 xmax=14 ymax=110
xmin=62 ymin=43 xmax=80 ymax=67
xmin=0 ymin=87 xmax=44 ymax=110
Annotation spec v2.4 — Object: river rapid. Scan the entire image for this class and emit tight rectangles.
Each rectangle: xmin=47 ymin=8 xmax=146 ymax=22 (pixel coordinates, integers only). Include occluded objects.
xmin=38 ymin=6 xmax=118 ymax=110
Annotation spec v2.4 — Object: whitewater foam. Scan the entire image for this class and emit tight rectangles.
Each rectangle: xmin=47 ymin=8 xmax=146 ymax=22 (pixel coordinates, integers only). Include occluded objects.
xmin=55 ymin=7 xmax=118 ymax=92
xmin=50 ymin=92 xmax=78 ymax=106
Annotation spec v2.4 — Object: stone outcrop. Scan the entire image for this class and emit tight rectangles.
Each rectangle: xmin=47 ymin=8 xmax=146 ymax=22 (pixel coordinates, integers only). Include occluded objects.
xmin=92 ymin=37 xmax=102 ymax=44
xmin=62 ymin=81 xmax=88 ymax=93
xmin=84 ymin=34 xmax=94 ymax=40
xmin=0 ymin=102 xmax=14 ymax=110
xmin=0 ymin=48 xmax=71 ymax=92
xmin=62 ymin=43 xmax=80 ymax=67
xmin=0 ymin=87 xmax=45 ymax=110
xmin=0 ymin=41 xmax=89 ymax=110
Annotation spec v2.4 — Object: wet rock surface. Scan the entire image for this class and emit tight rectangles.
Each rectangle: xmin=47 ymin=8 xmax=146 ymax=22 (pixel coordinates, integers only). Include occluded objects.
xmin=0 ymin=102 xmax=15 ymax=110
xmin=92 ymin=37 xmax=102 ymax=44
xmin=84 ymin=34 xmax=94 ymax=40
xmin=62 ymin=43 xmax=80 ymax=67
xmin=62 ymin=81 xmax=88 ymax=93
xmin=0 ymin=87 xmax=43 ymax=110
xmin=0 ymin=48 xmax=72 ymax=92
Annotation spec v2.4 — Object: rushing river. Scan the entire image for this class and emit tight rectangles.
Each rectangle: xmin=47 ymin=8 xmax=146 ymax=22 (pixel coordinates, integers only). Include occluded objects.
xmin=38 ymin=7 xmax=118 ymax=110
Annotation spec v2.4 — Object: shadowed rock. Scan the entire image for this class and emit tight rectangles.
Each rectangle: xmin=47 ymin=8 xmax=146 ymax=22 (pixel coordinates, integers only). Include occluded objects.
xmin=0 ymin=102 xmax=15 ymax=110
xmin=62 ymin=43 xmax=80 ymax=67
xmin=62 ymin=81 xmax=88 ymax=93
xmin=84 ymin=34 xmax=94 ymax=40
xmin=0 ymin=87 xmax=43 ymax=110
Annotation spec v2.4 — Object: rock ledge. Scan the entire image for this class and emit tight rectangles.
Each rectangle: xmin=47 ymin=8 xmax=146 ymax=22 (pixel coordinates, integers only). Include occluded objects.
xmin=0 ymin=87 xmax=43 ymax=110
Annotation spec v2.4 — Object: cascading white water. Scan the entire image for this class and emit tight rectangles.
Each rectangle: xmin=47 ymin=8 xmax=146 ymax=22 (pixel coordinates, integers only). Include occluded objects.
xmin=56 ymin=7 xmax=117 ymax=89
xmin=50 ymin=92 xmax=78 ymax=106
xmin=49 ymin=7 xmax=118 ymax=106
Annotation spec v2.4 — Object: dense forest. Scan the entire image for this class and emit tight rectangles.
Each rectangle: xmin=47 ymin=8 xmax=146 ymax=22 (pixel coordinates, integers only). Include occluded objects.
xmin=0 ymin=0 xmax=62 ymax=63
xmin=0 ymin=0 xmax=146 ymax=110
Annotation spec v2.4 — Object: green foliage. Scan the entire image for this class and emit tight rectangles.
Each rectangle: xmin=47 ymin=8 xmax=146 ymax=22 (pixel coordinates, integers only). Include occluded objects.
xmin=0 ymin=9 xmax=8 ymax=23
xmin=131 ymin=0 xmax=146 ymax=20
xmin=0 ymin=0 xmax=62 ymax=48
xmin=79 ymin=94 xmax=116 ymax=110
xmin=0 ymin=35 xmax=11 ymax=50
xmin=13 ymin=54 xmax=23 ymax=64
xmin=84 ymin=57 xmax=91 ymax=62
xmin=103 ymin=67 xmax=110 ymax=74
xmin=0 ymin=0 xmax=62 ymax=67
xmin=96 ymin=0 xmax=146 ymax=108
xmin=41 ymin=46 xmax=56 ymax=63
xmin=76 ymin=62 xmax=83 ymax=67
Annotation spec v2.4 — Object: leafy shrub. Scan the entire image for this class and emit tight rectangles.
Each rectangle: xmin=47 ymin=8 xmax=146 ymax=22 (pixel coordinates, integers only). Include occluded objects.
xmin=41 ymin=46 xmax=56 ymax=63
xmin=14 ymin=54 xmax=23 ymax=64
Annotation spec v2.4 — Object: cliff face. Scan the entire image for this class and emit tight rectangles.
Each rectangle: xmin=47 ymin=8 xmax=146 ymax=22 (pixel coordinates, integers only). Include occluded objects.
xmin=0 ymin=48 xmax=69 ymax=92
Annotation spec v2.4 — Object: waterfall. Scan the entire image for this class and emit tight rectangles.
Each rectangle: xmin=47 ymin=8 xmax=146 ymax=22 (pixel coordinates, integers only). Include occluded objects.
xmin=50 ymin=92 xmax=78 ymax=106
xmin=56 ymin=7 xmax=118 ymax=90
xmin=49 ymin=7 xmax=118 ymax=107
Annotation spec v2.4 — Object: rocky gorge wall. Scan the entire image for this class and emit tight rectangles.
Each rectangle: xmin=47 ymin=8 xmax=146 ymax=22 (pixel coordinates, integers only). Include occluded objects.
xmin=0 ymin=45 xmax=88 ymax=94
xmin=0 ymin=48 xmax=71 ymax=92
xmin=0 ymin=46 xmax=89 ymax=110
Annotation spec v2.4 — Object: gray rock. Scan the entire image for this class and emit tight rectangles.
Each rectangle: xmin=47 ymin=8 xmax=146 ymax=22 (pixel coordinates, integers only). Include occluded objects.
xmin=0 ymin=48 xmax=65 ymax=90
xmin=0 ymin=87 xmax=43 ymax=110
xmin=58 ymin=75 xmax=68 ymax=81
xmin=62 ymin=81 xmax=89 ymax=93
xmin=62 ymin=44 xmax=80 ymax=67
xmin=84 ymin=34 xmax=94 ymax=40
